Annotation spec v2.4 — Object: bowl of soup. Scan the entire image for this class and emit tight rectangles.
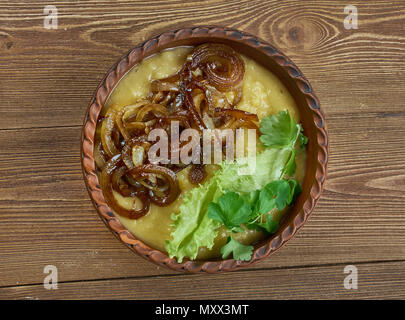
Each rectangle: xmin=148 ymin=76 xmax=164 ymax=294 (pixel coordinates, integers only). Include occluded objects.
xmin=81 ymin=26 xmax=328 ymax=273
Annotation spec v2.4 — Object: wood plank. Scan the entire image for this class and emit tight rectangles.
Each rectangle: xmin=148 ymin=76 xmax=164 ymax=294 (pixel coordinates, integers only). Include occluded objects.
xmin=0 ymin=112 xmax=404 ymax=287
xmin=0 ymin=1 xmax=404 ymax=128
xmin=1 ymin=261 xmax=404 ymax=299
xmin=1 ymin=0 xmax=405 ymax=299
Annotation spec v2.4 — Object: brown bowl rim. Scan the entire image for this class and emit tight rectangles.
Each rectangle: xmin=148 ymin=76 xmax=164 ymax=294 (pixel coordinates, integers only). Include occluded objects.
xmin=80 ymin=26 xmax=329 ymax=273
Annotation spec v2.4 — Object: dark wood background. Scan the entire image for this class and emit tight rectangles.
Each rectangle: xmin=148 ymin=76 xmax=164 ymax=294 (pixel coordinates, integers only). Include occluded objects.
xmin=0 ymin=0 xmax=404 ymax=299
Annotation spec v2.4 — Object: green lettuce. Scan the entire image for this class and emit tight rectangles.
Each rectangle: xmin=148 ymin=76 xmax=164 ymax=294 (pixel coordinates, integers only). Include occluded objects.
xmin=165 ymin=148 xmax=291 ymax=262
xmin=217 ymin=147 xmax=291 ymax=193
xmin=165 ymin=177 xmax=223 ymax=262
xmin=165 ymin=110 xmax=307 ymax=262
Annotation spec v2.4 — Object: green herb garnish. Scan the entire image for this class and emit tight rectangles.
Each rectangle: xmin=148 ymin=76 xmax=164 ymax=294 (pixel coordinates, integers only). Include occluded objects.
xmin=207 ymin=192 xmax=251 ymax=233
xmin=259 ymin=110 xmax=307 ymax=175
xmin=208 ymin=178 xmax=301 ymax=260
xmin=220 ymin=236 xmax=253 ymax=261
xmin=165 ymin=110 xmax=307 ymax=263
xmin=260 ymin=110 xmax=300 ymax=148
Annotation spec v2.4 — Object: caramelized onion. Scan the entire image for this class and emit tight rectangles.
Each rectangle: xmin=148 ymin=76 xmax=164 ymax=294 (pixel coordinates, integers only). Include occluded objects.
xmin=100 ymin=154 xmax=150 ymax=219
xmin=214 ymin=108 xmax=259 ymax=122
xmin=96 ymin=43 xmax=260 ymax=220
xmin=183 ymin=90 xmax=207 ymax=132
xmin=191 ymin=43 xmax=245 ymax=91
xmin=204 ymin=83 xmax=232 ymax=113
xmin=162 ymin=115 xmax=191 ymax=128
xmin=121 ymin=136 xmax=149 ymax=170
xmin=231 ymin=119 xmax=259 ymax=130
xmin=231 ymin=85 xmax=243 ymax=106
xmin=94 ymin=140 xmax=106 ymax=170
xmin=135 ymin=103 xmax=170 ymax=122
xmin=124 ymin=121 xmax=146 ymax=131
xmin=192 ymin=91 xmax=206 ymax=115
xmin=156 ymin=71 xmax=181 ymax=83
xmin=101 ymin=109 xmax=120 ymax=158
xmin=129 ymin=164 xmax=180 ymax=206
xmin=151 ymin=80 xmax=179 ymax=92
xmin=114 ymin=101 xmax=151 ymax=140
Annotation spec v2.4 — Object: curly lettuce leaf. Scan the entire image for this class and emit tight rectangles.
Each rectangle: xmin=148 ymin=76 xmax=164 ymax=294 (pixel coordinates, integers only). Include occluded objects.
xmin=166 ymin=110 xmax=307 ymax=263
xmin=217 ymin=147 xmax=291 ymax=193
xmin=165 ymin=177 xmax=223 ymax=263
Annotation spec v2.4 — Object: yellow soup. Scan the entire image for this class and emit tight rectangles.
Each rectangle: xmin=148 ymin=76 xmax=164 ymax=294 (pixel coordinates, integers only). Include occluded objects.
xmin=95 ymin=46 xmax=306 ymax=259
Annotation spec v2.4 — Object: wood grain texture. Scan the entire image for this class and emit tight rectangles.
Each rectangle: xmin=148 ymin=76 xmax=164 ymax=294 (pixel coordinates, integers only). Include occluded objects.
xmin=1 ymin=261 xmax=404 ymax=300
xmin=0 ymin=0 xmax=405 ymax=299
xmin=0 ymin=1 xmax=404 ymax=129
xmin=0 ymin=113 xmax=404 ymax=288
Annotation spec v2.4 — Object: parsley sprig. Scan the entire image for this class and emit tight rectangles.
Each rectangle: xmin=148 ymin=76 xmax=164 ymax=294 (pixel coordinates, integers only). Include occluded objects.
xmin=167 ymin=110 xmax=308 ymax=263
xmin=207 ymin=192 xmax=250 ymax=233
xmin=259 ymin=110 xmax=307 ymax=176
xmin=221 ymin=237 xmax=253 ymax=261
xmin=207 ymin=110 xmax=307 ymax=261
xmin=208 ymin=179 xmax=302 ymax=261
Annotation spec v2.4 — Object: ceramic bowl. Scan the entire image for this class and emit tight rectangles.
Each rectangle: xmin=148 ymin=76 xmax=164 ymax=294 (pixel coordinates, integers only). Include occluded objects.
xmin=81 ymin=26 xmax=328 ymax=273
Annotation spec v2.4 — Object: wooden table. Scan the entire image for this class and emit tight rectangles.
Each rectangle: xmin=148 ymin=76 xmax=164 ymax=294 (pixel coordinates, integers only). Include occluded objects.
xmin=0 ymin=0 xmax=404 ymax=300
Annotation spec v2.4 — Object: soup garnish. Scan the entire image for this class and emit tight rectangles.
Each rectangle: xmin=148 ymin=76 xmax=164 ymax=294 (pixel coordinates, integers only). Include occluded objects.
xmin=94 ymin=43 xmax=308 ymax=262
xmin=96 ymin=43 xmax=261 ymax=219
